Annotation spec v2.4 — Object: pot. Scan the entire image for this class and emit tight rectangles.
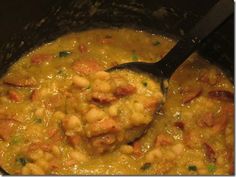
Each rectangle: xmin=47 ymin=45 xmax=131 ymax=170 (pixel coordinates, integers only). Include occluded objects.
xmin=0 ymin=0 xmax=234 ymax=174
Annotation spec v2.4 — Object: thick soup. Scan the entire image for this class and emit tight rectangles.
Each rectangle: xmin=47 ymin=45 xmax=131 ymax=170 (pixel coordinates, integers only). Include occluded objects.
xmin=0 ymin=29 xmax=234 ymax=175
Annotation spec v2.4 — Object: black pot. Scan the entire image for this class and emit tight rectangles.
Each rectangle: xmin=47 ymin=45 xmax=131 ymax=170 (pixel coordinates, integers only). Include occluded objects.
xmin=0 ymin=0 xmax=234 ymax=174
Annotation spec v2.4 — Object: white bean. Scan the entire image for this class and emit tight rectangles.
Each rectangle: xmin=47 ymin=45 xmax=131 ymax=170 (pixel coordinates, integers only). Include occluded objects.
xmin=95 ymin=71 xmax=110 ymax=80
xmin=93 ymin=80 xmax=111 ymax=92
xmin=73 ymin=75 xmax=90 ymax=89
xmin=172 ymin=143 xmax=184 ymax=155
xmin=85 ymin=108 xmax=105 ymax=123
xmin=66 ymin=115 xmax=82 ymax=131
xmin=108 ymin=105 xmax=118 ymax=117
xmin=119 ymin=145 xmax=134 ymax=154
xmin=134 ymin=102 xmax=144 ymax=112
xmin=70 ymin=150 xmax=88 ymax=163
xmin=145 ymin=148 xmax=162 ymax=163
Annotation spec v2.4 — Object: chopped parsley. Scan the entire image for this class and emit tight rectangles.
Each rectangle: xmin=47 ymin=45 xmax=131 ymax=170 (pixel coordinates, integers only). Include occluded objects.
xmin=188 ymin=165 xmax=197 ymax=171
xmin=59 ymin=51 xmax=71 ymax=57
xmin=207 ymin=164 xmax=216 ymax=173
xmin=16 ymin=156 xmax=29 ymax=166
xmin=10 ymin=136 xmax=23 ymax=145
xmin=131 ymin=50 xmax=139 ymax=61
xmin=142 ymin=81 xmax=148 ymax=87
xmin=153 ymin=40 xmax=161 ymax=46
xmin=34 ymin=117 xmax=42 ymax=123
xmin=140 ymin=163 xmax=152 ymax=170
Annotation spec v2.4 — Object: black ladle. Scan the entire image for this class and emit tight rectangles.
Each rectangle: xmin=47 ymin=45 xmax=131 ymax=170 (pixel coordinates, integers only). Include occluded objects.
xmin=0 ymin=0 xmax=233 ymax=175
xmin=109 ymin=0 xmax=233 ymax=81
xmin=108 ymin=0 xmax=234 ymax=142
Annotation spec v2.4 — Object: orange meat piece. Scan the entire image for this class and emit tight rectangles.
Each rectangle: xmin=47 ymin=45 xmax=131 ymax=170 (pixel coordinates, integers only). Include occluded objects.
xmin=91 ymin=92 xmax=117 ymax=104
xmin=155 ymin=134 xmax=173 ymax=147
xmin=114 ymin=84 xmax=136 ymax=97
xmin=72 ymin=59 xmax=103 ymax=75
xmin=4 ymin=75 xmax=37 ymax=87
xmin=0 ymin=118 xmax=19 ymax=141
xmin=31 ymin=54 xmax=53 ymax=64
xmin=8 ymin=90 xmax=22 ymax=102
xmin=181 ymin=87 xmax=202 ymax=104
xmin=85 ymin=118 xmax=120 ymax=137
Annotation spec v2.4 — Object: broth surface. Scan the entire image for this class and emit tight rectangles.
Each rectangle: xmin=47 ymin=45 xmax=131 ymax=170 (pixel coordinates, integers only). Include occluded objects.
xmin=0 ymin=28 xmax=234 ymax=175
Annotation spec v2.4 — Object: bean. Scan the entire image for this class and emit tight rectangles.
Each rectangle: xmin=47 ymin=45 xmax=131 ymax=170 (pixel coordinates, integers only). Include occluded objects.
xmin=95 ymin=71 xmax=110 ymax=80
xmin=53 ymin=111 xmax=65 ymax=120
xmin=145 ymin=148 xmax=162 ymax=163
xmin=70 ymin=150 xmax=88 ymax=163
xmin=36 ymin=159 xmax=49 ymax=171
xmin=119 ymin=145 xmax=134 ymax=154
xmin=93 ymin=80 xmax=111 ymax=93
xmin=108 ymin=105 xmax=118 ymax=117
xmin=30 ymin=149 xmax=44 ymax=160
xmin=131 ymin=112 xmax=150 ymax=126
xmin=66 ymin=115 xmax=82 ymax=130
xmin=22 ymin=165 xmax=31 ymax=175
xmin=35 ymin=108 xmax=44 ymax=117
xmin=29 ymin=163 xmax=45 ymax=175
xmin=85 ymin=108 xmax=105 ymax=123
xmin=44 ymin=152 xmax=53 ymax=161
xmin=172 ymin=143 xmax=184 ymax=155
xmin=73 ymin=75 xmax=90 ymax=89
xmin=165 ymin=150 xmax=176 ymax=160
xmin=134 ymin=102 xmax=144 ymax=112
xmin=198 ymin=168 xmax=208 ymax=175
xmin=51 ymin=145 xmax=61 ymax=156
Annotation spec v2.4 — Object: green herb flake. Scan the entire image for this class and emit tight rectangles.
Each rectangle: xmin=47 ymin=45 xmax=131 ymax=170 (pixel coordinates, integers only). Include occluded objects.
xmin=131 ymin=50 xmax=139 ymax=61
xmin=87 ymin=84 xmax=91 ymax=89
xmin=142 ymin=81 xmax=148 ymax=87
xmin=34 ymin=117 xmax=42 ymax=124
xmin=16 ymin=156 xmax=29 ymax=166
xmin=188 ymin=165 xmax=197 ymax=171
xmin=153 ymin=40 xmax=161 ymax=46
xmin=140 ymin=163 xmax=152 ymax=170
xmin=10 ymin=136 xmax=22 ymax=145
xmin=59 ymin=51 xmax=71 ymax=58
xmin=207 ymin=164 xmax=216 ymax=173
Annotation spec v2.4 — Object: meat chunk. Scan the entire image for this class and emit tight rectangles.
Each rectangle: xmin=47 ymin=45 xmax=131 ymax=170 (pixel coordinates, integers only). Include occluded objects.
xmin=90 ymin=134 xmax=116 ymax=154
xmin=48 ymin=128 xmax=63 ymax=143
xmin=208 ymin=90 xmax=234 ymax=102
xmin=174 ymin=121 xmax=185 ymax=131
xmin=85 ymin=118 xmax=120 ymax=137
xmin=31 ymin=54 xmax=53 ymax=64
xmin=91 ymin=92 xmax=117 ymax=104
xmin=155 ymin=134 xmax=173 ymax=147
xmin=211 ymin=113 xmax=228 ymax=134
xmin=67 ymin=135 xmax=81 ymax=147
xmin=181 ymin=87 xmax=202 ymax=104
xmin=27 ymin=142 xmax=51 ymax=152
xmin=132 ymin=141 xmax=143 ymax=157
xmin=197 ymin=112 xmax=214 ymax=128
xmin=203 ymin=143 xmax=216 ymax=163
xmin=8 ymin=90 xmax=22 ymax=102
xmin=72 ymin=59 xmax=103 ymax=75
xmin=0 ymin=118 xmax=19 ymax=141
xmin=199 ymin=69 xmax=221 ymax=85
xmin=114 ymin=84 xmax=136 ymax=97
xmin=4 ymin=75 xmax=37 ymax=87
xmin=78 ymin=44 xmax=88 ymax=53
xmin=143 ymin=97 xmax=160 ymax=112
xmin=183 ymin=130 xmax=201 ymax=148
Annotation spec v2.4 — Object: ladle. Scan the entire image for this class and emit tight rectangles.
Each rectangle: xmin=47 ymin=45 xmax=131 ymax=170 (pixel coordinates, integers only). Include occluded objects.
xmin=108 ymin=0 xmax=234 ymax=143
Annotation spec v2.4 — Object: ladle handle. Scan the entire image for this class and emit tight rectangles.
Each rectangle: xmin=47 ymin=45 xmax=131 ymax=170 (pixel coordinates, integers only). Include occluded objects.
xmin=158 ymin=0 xmax=234 ymax=78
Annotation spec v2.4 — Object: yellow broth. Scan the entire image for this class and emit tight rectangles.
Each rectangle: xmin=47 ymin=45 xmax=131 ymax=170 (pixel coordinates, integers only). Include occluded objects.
xmin=0 ymin=28 xmax=234 ymax=175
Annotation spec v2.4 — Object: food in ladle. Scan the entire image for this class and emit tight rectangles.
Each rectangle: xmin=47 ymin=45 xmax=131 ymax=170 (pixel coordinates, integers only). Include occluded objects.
xmin=0 ymin=29 xmax=233 ymax=175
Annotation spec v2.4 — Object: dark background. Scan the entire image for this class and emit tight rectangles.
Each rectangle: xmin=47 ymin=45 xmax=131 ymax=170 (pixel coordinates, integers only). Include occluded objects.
xmin=0 ymin=0 xmax=234 ymax=80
